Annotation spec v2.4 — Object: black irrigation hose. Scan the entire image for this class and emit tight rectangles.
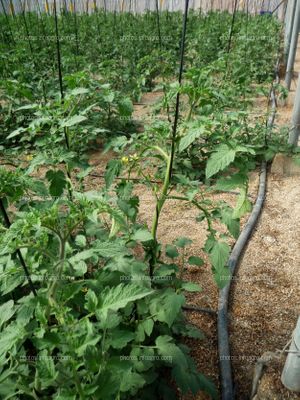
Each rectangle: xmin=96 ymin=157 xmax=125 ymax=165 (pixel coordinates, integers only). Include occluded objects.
xmin=0 ymin=199 xmax=37 ymax=296
xmin=218 ymin=163 xmax=267 ymax=400
xmin=217 ymin=63 xmax=279 ymax=400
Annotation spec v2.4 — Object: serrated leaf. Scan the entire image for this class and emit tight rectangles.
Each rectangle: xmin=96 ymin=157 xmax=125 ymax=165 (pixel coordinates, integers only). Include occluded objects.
xmin=70 ymin=88 xmax=89 ymax=96
xmin=85 ymin=289 xmax=98 ymax=312
xmin=61 ymin=115 xmax=87 ymax=127
xmin=221 ymin=208 xmax=240 ymax=239
xmin=93 ymin=240 xmax=128 ymax=258
xmin=110 ymin=330 xmax=135 ymax=349
xmin=118 ymin=98 xmax=133 ymax=117
xmin=140 ymin=319 xmax=154 ymax=337
xmin=210 ymin=241 xmax=230 ymax=270
xmin=36 ymin=350 xmax=58 ymax=389
xmin=75 ymin=235 xmax=86 ymax=248
xmin=105 ymin=159 xmax=122 ymax=188
xmin=97 ymin=284 xmax=154 ymax=318
xmin=215 ymin=173 xmax=246 ymax=191
xmin=156 ymin=335 xmax=188 ymax=368
xmin=0 ymin=323 xmax=26 ymax=358
xmin=45 ymin=170 xmax=67 ymax=197
xmin=213 ymin=264 xmax=231 ymax=289
xmin=206 ymin=144 xmax=236 ymax=179
xmin=165 ymin=244 xmax=179 ymax=259
xmin=174 ymin=237 xmax=193 ymax=248
xmin=120 ymin=370 xmax=145 ymax=394
xmin=150 ymin=290 xmax=185 ymax=327
xmin=233 ymin=189 xmax=252 ymax=218
xmin=132 ymin=229 xmax=153 ymax=242
xmin=69 ymin=249 xmax=95 ymax=264
xmin=181 ymin=282 xmax=202 ymax=292
xmin=179 ymin=126 xmax=205 ymax=153
xmin=188 ymin=256 xmax=204 ymax=266
xmin=0 ymin=300 xmax=15 ymax=329
xmin=7 ymin=127 xmax=26 ymax=140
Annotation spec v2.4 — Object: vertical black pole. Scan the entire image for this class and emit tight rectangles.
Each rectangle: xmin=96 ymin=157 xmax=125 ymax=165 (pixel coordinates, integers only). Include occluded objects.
xmin=155 ymin=0 xmax=162 ymax=51
xmin=169 ymin=0 xmax=190 ymax=180
xmin=0 ymin=199 xmax=37 ymax=296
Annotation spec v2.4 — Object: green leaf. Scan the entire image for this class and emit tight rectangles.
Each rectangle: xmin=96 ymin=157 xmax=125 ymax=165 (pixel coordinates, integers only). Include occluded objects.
xmin=188 ymin=256 xmax=204 ymax=266
xmin=215 ymin=173 xmax=246 ymax=191
xmin=61 ymin=115 xmax=87 ymax=128
xmin=0 ymin=300 xmax=15 ymax=329
xmin=181 ymin=324 xmax=204 ymax=339
xmin=213 ymin=265 xmax=231 ymax=289
xmin=120 ymin=370 xmax=145 ymax=394
xmin=181 ymin=282 xmax=202 ymax=292
xmin=70 ymin=88 xmax=89 ymax=96
xmin=105 ymin=159 xmax=122 ymax=189
xmin=36 ymin=350 xmax=58 ymax=389
xmin=233 ymin=189 xmax=252 ymax=218
xmin=138 ymin=319 xmax=154 ymax=338
xmin=7 ymin=127 xmax=26 ymax=140
xmin=0 ymin=323 xmax=26 ymax=358
xmin=110 ymin=329 xmax=135 ymax=349
xmin=97 ymin=284 xmax=154 ymax=318
xmin=69 ymin=249 xmax=95 ymax=264
xmin=93 ymin=240 xmax=128 ymax=258
xmin=156 ymin=335 xmax=188 ymax=368
xmin=206 ymin=144 xmax=236 ymax=179
xmin=45 ymin=170 xmax=67 ymax=197
xmin=292 ymin=155 xmax=300 ymax=166
xmin=179 ymin=126 xmax=205 ymax=153
xmin=174 ymin=237 xmax=192 ymax=248
xmin=75 ymin=235 xmax=86 ymax=247
xmin=196 ymin=373 xmax=218 ymax=400
xmin=69 ymin=250 xmax=94 ymax=276
xmin=221 ymin=206 xmax=240 ymax=234
xmin=150 ymin=289 xmax=185 ymax=327
xmin=118 ymin=98 xmax=133 ymax=117
xmin=165 ymin=244 xmax=179 ymax=259
xmin=85 ymin=289 xmax=98 ymax=312
xmin=132 ymin=229 xmax=153 ymax=242
xmin=210 ymin=241 xmax=230 ymax=270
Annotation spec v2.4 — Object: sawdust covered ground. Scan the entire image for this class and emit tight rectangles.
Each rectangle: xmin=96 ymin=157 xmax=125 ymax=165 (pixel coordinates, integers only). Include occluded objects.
xmin=229 ymin=36 xmax=300 ymax=400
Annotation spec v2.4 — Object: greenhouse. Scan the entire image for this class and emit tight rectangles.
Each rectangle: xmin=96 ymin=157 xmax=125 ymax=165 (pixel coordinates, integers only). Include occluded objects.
xmin=0 ymin=0 xmax=300 ymax=399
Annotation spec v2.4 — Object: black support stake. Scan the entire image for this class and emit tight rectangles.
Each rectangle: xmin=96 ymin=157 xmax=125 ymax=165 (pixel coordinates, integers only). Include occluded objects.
xmin=18 ymin=0 xmax=47 ymax=103
xmin=0 ymin=0 xmax=15 ymax=45
xmin=72 ymin=0 xmax=80 ymax=70
xmin=0 ymin=199 xmax=37 ymax=296
xmin=53 ymin=0 xmax=73 ymax=200
xmin=155 ymin=0 xmax=162 ymax=51
xmin=227 ymin=0 xmax=238 ymax=54
xmin=168 ymin=0 xmax=190 ymax=180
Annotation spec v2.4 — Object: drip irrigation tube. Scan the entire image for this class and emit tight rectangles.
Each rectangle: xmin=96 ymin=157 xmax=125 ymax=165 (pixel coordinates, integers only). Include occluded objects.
xmin=217 ymin=63 xmax=279 ymax=399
